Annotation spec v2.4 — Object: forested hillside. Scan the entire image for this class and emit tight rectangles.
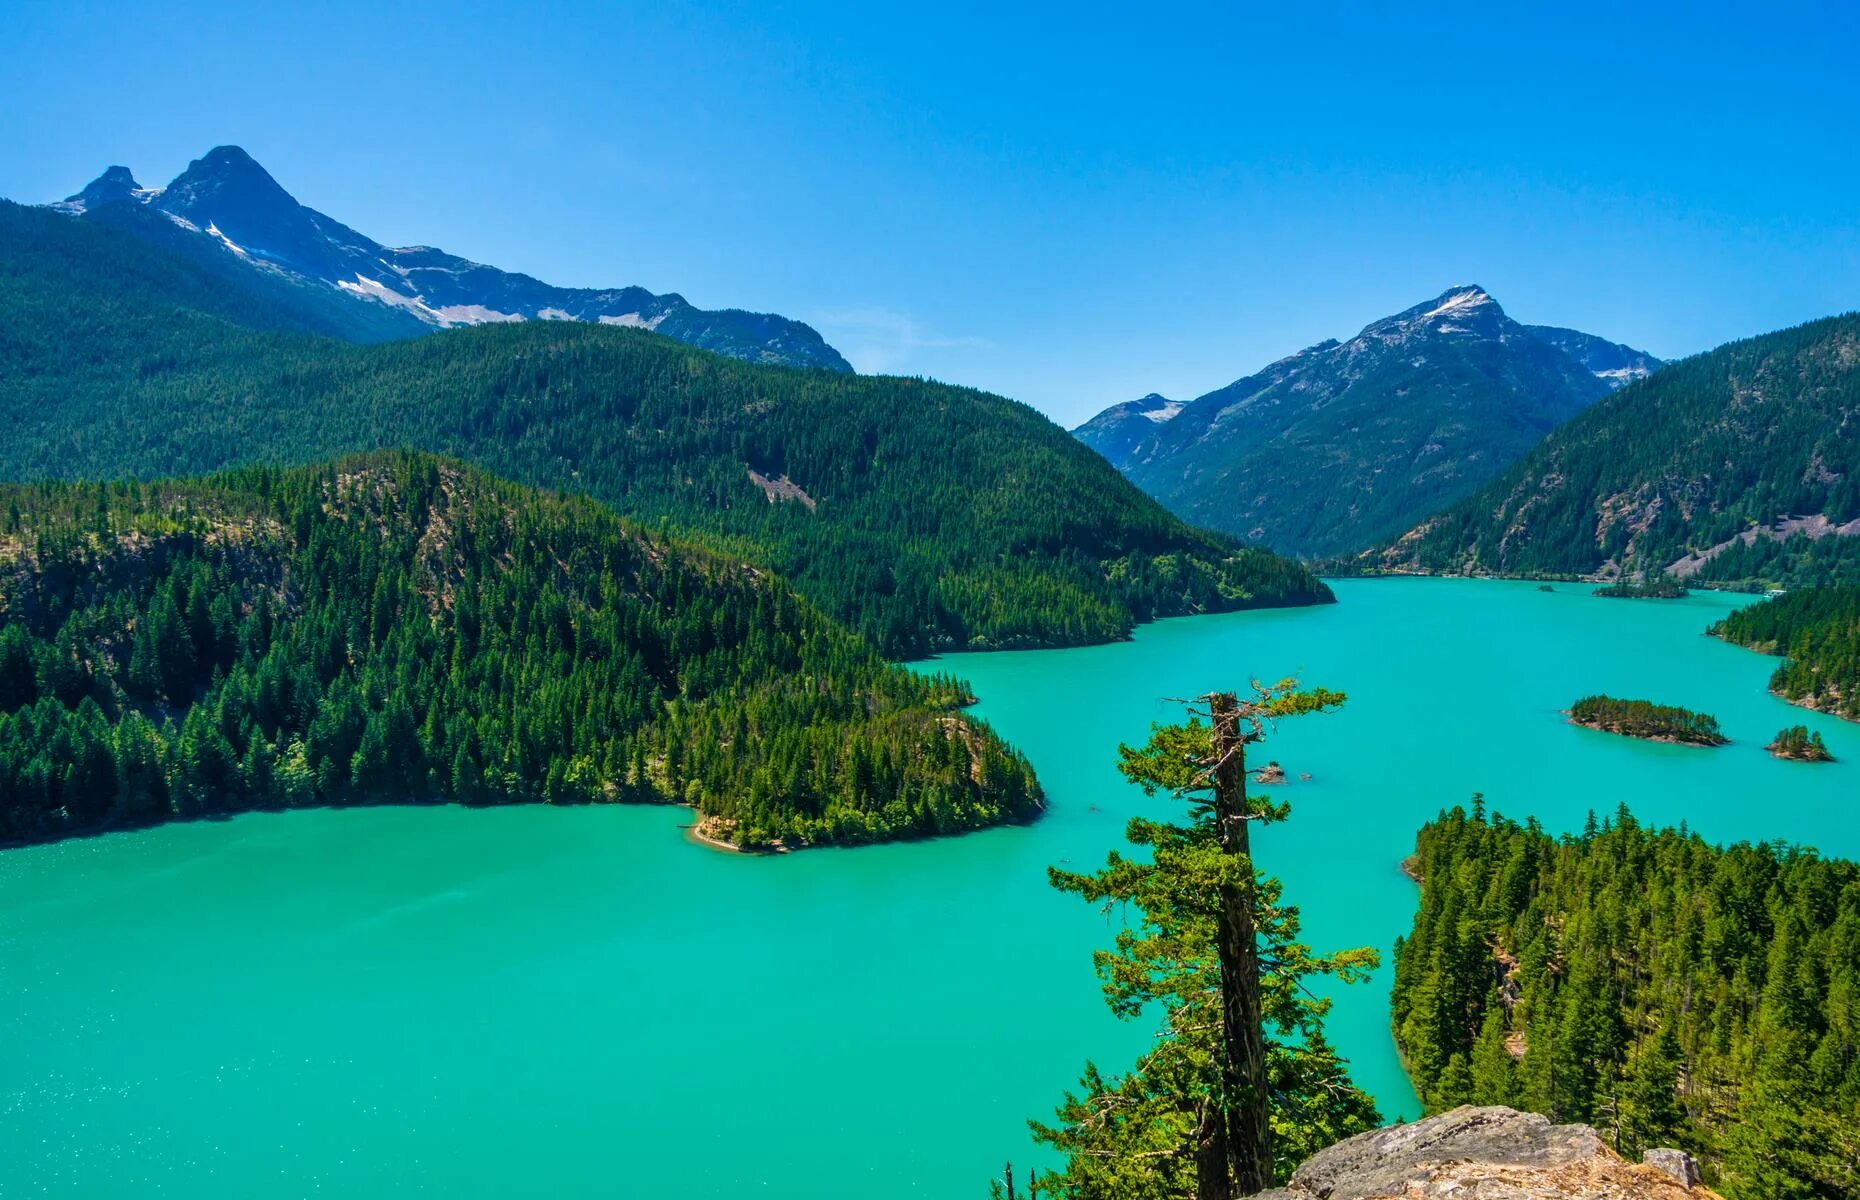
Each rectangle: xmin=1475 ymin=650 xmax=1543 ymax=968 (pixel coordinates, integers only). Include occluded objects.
xmin=1714 ymin=587 xmax=1860 ymax=720
xmin=1369 ymin=314 xmax=1860 ymax=587
xmin=0 ymin=452 xmax=1040 ymax=848
xmin=0 ymin=200 xmax=1329 ymax=657
xmin=1392 ymin=805 xmax=1860 ymax=1198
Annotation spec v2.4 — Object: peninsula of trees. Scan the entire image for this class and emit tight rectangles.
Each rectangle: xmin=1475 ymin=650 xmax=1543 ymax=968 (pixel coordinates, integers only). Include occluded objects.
xmin=1713 ymin=587 xmax=1860 ymax=721
xmin=1391 ymin=804 xmax=1860 ymax=1199
xmin=1567 ymin=696 xmax=1726 ymax=746
xmin=0 ymin=452 xmax=1040 ymax=848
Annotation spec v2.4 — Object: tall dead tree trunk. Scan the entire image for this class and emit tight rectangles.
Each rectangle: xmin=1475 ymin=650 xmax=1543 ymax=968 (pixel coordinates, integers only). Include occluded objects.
xmin=1209 ymin=690 xmax=1273 ymax=1195
xmin=1195 ymin=1095 xmax=1230 ymax=1200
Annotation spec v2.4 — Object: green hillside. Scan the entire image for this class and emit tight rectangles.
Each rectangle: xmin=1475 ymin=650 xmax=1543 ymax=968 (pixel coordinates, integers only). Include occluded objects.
xmin=1393 ymin=804 xmax=1860 ymax=1198
xmin=0 ymin=200 xmax=1330 ymax=658
xmin=0 ymin=451 xmax=1039 ymax=848
xmin=1368 ymin=314 xmax=1860 ymax=587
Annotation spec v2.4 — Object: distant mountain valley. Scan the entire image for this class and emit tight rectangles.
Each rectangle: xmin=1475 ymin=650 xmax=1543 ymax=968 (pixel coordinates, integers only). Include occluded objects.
xmin=1074 ymin=286 xmax=1661 ymax=558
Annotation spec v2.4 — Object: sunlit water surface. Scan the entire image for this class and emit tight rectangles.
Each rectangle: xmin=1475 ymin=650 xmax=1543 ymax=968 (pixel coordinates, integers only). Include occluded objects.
xmin=6 ymin=579 xmax=1856 ymax=1196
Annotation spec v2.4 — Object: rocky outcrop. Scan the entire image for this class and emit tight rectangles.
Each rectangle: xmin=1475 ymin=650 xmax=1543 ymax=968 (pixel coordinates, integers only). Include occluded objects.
xmin=1253 ymin=1106 xmax=1719 ymax=1200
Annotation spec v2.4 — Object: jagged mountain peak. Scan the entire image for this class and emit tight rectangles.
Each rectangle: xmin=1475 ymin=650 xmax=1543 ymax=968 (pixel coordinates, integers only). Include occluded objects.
xmin=44 ymin=145 xmax=853 ymax=370
xmin=159 ymin=145 xmax=294 ymax=209
xmin=61 ymin=165 xmax=142 ymax=212
xmin=185 ymin=144 xmax=268 ymax=176
xmin=1367 ymin=284 xmax=1508 ymax=339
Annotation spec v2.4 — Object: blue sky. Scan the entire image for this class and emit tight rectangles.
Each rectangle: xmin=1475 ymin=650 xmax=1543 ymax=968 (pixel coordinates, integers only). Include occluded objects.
xmin=4 ymin=1 xmax=1856 ymax=425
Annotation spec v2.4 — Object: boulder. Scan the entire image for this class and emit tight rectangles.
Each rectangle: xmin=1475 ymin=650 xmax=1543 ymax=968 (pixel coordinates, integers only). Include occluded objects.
xmin=1253 ymin=1106 xmax=1721 ymax=1199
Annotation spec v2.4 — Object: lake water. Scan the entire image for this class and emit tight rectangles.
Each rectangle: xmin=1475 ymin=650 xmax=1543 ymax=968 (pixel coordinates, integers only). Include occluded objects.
xmin=5 ymin=579 xmax=1856 ymax=1197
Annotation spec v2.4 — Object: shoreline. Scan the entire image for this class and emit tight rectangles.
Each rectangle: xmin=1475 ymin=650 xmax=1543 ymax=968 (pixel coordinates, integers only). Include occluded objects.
xmin=682 ymin=813 xmax=786 ymax=856
xmin=1565 ymin=715 xmax=1726 ymax=748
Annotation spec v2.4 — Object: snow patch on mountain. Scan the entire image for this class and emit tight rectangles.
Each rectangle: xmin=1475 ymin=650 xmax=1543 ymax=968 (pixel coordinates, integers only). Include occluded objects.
xmin=1420 ymin=286 xmax=1493 ymax=321
xmin=434 ymin=303 xmax=522 ymax=325
xmin=598 ymin=312 xmax=670 ymax=331
xmin=204 ymin=223 xmax=249 ymax=258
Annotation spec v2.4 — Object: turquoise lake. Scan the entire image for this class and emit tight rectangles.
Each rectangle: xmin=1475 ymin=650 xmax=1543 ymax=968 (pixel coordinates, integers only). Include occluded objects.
xmin=5 ymin=578 xmax=1857 ymax=1196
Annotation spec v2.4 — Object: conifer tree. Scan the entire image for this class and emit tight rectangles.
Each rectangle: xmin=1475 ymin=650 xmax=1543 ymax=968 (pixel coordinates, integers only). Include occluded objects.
xmin=1024 ymin=681 xmax=1378 ymax=1198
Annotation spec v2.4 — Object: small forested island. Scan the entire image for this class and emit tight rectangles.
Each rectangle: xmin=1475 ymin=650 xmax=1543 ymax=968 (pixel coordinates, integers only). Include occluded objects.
xmin=0 ymin=452 xmax=1041 ymax=849
xmin=1567 ymin=695 xmax=1726 ymax=745
xmin=1392 ymin=804 xmax=1860 ymax=1197
xmin=1713 ymin=586 xmax=1860 ymax=721
xmin=1767 ymin=725 xmax=1834 ymax=762
xmin=1593 ymin=574 xmax=1688 ymax=599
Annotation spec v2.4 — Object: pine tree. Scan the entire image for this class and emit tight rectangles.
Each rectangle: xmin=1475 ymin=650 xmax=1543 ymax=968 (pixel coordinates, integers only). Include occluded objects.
xmin=1620 ymin=1024 xmax=1686 ymax=1157
xmin=1028 ymin=681 xmax=1379 ymax=1198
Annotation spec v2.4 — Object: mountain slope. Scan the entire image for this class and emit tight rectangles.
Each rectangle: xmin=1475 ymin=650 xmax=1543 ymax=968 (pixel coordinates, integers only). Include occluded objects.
xmin=1074 ymin=287 xmax=1660 ymax=558
xmin=1368 ymin=314 xmax=1860 ymax=585
xmin=0 ymin=199 xmax=1330 ymax=657
xmin=1523 ymin=325 xmax=1662 ymax=389
xmin=0 ymin=451 xmax=1039 ymax=849
xmin=47 ymin=145 xmax=853 ymax=370
xmin=1070 ymin=392 xmax=1185 ymax=466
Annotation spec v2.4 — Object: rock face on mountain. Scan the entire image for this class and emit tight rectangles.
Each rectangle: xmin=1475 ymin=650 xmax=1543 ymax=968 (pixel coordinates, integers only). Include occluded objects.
xmin=1255 ymin=1106 xmax=1720 ymax=1200
xmin=1524 ymin=324 xmax=1662 ymax=389
xmin=1070 ymin=392 xmax=1185 ymax=465
xmin=48 ymin=146 xmax=852 ymax=370
xmin=1074 ymin=287 xmax=1660 ymax=558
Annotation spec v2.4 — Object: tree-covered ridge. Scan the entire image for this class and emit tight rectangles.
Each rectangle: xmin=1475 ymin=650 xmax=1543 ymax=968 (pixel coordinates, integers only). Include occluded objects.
xmin=1713 ymin=587 xmax=1860 ymax=721
xmin=0 ymin=200 xmax=1330 ymax=658
xmin=1567 ymin=696 xmax=1726 ymax=746
xmin=1366 ymin=314 xmax=1860 ymax=589
xmin=1391 ymin=805 xmax=1860 ymax=1199
xmin=0 ymin=451 xmax=1041 ymax=849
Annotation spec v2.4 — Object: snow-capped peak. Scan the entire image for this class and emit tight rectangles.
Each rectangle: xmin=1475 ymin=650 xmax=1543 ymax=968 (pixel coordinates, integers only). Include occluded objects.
xmin=1139 ymin=396 xmax=1186 ymax=423
xmin=1419 ymin=285 xmax=1492 ymax=321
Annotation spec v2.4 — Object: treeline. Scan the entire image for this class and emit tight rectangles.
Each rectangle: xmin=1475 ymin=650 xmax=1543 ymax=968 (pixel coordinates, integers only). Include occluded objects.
xmin=1371 ymin=313 xmax=1860 ymax=589
xmin=1568 ymin=696 xmax=1725 ymax=745
xmin=1392 ymin=804 xmax=1860 ymax=1198
xmin=0 ymin=451 xmax=1040 ymax=848
xmin=1594 ymin=575 xmax=1686 ymax=599
xmin=1 ymin=200 xmax=1330 ymax=659
xmin=1714 ymin=587 xmax=1860 ymax=721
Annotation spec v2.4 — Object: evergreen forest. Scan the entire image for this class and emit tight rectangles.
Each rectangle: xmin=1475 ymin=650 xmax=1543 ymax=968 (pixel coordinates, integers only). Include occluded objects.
xmin=0 ymin=451 xmax=1040 ymax=848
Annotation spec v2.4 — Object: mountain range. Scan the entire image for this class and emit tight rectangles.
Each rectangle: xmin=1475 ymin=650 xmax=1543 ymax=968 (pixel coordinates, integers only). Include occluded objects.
xmin=47 ymin=145 xmax=853 ymax=371
xmin=1074 ymin=286 xmax=1661 ymax=558
xmin=0 ymin=197 xmax=1329 ymax=659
